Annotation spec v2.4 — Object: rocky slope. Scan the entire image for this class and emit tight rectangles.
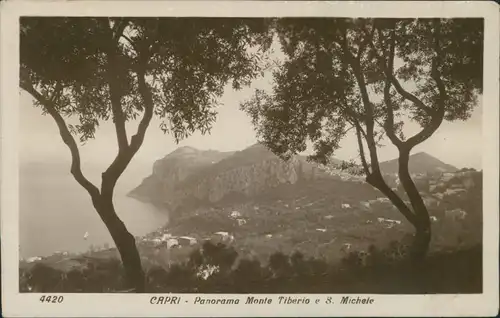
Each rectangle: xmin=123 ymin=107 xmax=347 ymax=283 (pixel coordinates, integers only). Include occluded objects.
xmin=129 ymin=145 xmax=462 ymax=213
xmin=22 ymin=150 xmax=481 ymax=282
xmin=379 ymin=151 xmax=458 ymax=175
xmin=128 ymin=146 xmax=234 ymax=206
xmin=129 ymin=143 xmax=327 ymax=211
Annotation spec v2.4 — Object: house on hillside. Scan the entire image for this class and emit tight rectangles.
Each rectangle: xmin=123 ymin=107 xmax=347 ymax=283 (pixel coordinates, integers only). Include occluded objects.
xmin=26 ymin=256 xmax=42 ymax=263
xmin=178 ymin=236 xmax=197 ymax=247
xmin=444 ymin=188 xmax=467 ymax=197
xmin=340 ymin=243 xmax=351 ymax=253
xmin=377 ymin=218 xmax=401 ymax=228
xmin=151 ymin=238 xmax=163 ymax=246
xmin=212 ymin=232 xmax=234 ymax=244
xmin=161 ymin=233 xmax=173 ymax=241
xmin=230 ymin=210 xmax=242 ymax=218
xmin=165 ymin=238 xmax=180 ymax=249
xmin=369 ymin=197 xmax=393 ymax=208
xmin=359 ymin=201 xmax=371 ymax=209
xmin=433 ymin=192 xmax=444 ymax=200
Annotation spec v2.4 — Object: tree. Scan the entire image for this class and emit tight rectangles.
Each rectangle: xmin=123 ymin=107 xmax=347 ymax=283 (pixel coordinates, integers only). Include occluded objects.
xmin=241 ymin=18 xmax=483 ymax=260
xmin=20 ymin=17 xmax=273 ymax=292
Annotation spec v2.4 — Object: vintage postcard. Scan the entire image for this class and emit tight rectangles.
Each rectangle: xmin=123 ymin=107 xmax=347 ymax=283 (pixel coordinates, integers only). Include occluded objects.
xmin=1 ymin=1 xmax=499 ymax=317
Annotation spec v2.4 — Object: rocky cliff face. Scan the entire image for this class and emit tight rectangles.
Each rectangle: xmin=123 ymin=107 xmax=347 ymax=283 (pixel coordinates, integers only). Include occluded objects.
xmin=129 ymin=144 xmax=466 ymax=212
xmin=128 ymin=146 xmax=234 ymax=206
xmin=128 ymin=144 xmax=324 ymax=210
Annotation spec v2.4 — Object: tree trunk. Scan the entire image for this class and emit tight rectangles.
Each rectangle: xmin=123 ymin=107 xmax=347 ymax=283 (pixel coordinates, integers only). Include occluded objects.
xmin=94 ymin=195 xmax=145 ymax=293
xmin=411 ymin=225 xmax=431 ymax=261
xmin=365 ymin=151 xmax=432 ymax=261
xmin=398 ymin=149 xmax=432 ymax=261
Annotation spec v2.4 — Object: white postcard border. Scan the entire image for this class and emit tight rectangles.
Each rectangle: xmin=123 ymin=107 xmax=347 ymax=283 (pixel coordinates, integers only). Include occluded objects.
xmin=1 ymin=1 xmax=499 ymax=317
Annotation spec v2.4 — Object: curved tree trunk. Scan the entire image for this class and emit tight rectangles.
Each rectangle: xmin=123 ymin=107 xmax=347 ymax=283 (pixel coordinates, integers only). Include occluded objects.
xmin=93 ymin=194 xmax=145 ymax=292
xmin=21 ymin=51 xmax=152 ymax=294
xmin=398 ymin=149 xmax=432 ymax=261
xmin=365 ymin=155 xmax=431 ymax=261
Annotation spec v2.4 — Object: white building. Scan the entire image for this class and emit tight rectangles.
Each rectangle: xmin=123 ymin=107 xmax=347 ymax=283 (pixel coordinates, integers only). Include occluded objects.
xmin=26 ymin=256 xmax=42 ymax=263
xmin=377 ymin=217 xmax=401 ymax=225
xmin=230 ymin=211 xmax=242 ymax=218
xmin=178 ymin=236 xmax=197 ymax=247
xmin=360 ymin=201 xmax=371 ymax=209
xmin=212 ymin=232 xmax=234 ymax=244
xmin=341 ymin=243 xmax=352 ymax=253
xmin=161 ymin=233 xmax=173 ymax=241
xmin=165 ymin=238 xmax=180 ymax=249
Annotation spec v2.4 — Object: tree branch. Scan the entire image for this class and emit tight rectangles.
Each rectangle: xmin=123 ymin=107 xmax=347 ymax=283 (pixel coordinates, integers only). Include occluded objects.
xmin=130 ymin=69 xmax=154 ymax=153
xmin=371 ymin=27 xmax=435 ymax=117
xmin=344 ymin=51 xmax=383 ymax=175
xmin=101 ymin=67 xmax=153 ymax=196
xmin=20 ymin=81 xmax=101 ymax=200
xmin=405 ymin=21 xmax=446 ymax=148
xmin=112 ymin=18 xmax=129 ymax=43
xmin=380 ymin=28 xmax=404 ymax=149
xmin=354 ymin=122 xmax=371 ymax=176
xmin=106 ymin=22 xmax=130 ymax=153
xmin=357 ymin=23 xmax=375 ymax=61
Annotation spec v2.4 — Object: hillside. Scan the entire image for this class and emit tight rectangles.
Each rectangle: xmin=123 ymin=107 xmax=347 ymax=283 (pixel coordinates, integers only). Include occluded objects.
xmin=21 ymin=168 xmax=482 ymax=279
xmin=379 ymin=151 xmax=458 ymax=175
xmin=21 ymin=143 xmax=482 ymax=291
xmin=128 ymin=147 xmax=235 ymax=206
xmin=129 ymin=145 xmax=461 ymax=213
xmin=128 ymin=143 xmax=329 ymax=211
xmin=122 ymin=145 xmax=482 ymax=262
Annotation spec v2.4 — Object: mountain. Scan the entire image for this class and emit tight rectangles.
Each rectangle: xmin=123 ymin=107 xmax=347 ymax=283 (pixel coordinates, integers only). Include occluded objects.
xmin=128 ymin=143 xmax=330 ymax=211
xmin=128 ymin=146 xmax=235 ymax=206
xmin=129 ymin=146 xmax=459 ymax=213
xmin=379 ymin=152 xmax=458 ymax=175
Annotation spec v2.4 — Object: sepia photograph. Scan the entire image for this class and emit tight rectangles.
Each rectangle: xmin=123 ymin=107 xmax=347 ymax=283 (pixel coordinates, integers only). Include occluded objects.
xmin=1 ymin=1 xmax=499 ymax=317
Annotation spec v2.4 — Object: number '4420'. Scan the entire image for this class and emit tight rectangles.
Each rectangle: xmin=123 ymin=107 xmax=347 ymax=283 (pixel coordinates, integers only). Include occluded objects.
xmin=39 ymin=295 xmax=64 ymax=303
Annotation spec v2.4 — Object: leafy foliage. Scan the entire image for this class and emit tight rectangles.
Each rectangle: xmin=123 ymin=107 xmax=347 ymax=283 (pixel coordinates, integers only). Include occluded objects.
xmin=21 ymin=17 xmax=274 ymax=143
xmin=241 ymin=18 xmax=483 ymax=255
xmin=241 ymin=18 xmax=483 ymax=166
xmin=20 ymin=241 xmax=482 ymax=294
xmin=20 ymin=17 xmax=274 ymax=291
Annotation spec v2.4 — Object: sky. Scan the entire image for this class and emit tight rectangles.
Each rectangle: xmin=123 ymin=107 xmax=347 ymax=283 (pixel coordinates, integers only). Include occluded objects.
xmin=20 ymin=82 xmax=482 ymax=186
xmin=19 ymin=45 xmax=483 ymax=190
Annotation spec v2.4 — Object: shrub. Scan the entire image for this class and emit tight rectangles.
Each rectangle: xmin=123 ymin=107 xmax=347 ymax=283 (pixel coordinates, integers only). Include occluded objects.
xmin=20 ymin=241 xmax=482 ymax=294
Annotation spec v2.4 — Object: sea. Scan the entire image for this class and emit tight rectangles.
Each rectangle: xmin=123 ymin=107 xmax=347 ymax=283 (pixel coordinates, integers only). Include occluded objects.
xmin=19 ymin=161 xmax=169 ymax=259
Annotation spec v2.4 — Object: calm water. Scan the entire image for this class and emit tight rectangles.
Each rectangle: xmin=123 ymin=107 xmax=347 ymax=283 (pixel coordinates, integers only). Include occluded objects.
xmin=19 ymin=162 xmax=169 ymax=259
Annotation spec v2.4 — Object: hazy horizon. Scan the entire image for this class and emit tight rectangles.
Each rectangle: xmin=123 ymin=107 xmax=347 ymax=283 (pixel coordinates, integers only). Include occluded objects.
xmin=20 ymin=83 xmax=482 ymax=185
xmin=20 ymin=35 xmax=483 ymax=190
xmin=19 ymin=30 xmax=484 ymax=187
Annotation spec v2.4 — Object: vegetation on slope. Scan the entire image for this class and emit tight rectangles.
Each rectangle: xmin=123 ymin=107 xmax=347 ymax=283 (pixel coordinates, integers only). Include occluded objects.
xmin=20 ymin=240 xmax=482 ymax=294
